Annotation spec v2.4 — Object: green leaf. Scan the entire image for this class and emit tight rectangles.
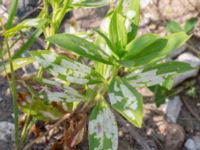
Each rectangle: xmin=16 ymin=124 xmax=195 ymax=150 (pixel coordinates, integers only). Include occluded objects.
xmin=0 ymin=57 xmax=35 ymax=76
xmin=5 ymin=0 xmax=18 ymax=29
xmin=184 ymin=17 xmax=197 ymax=33
xmin=13 ymin=28 xmax=43 ymax=58
xmin=95 ymin=30 xmax=115 ymax=54
xmin=150 ymin=85 xmax=172 ymax=107
xmin=125 ymin=61 xmax=193 ymax=88
xmin=47 ymin=34 xmax=114 ymax=64
xmin=109 ymin=1 xmax=127 ymax=55
xmin=124 ymin=34 xmax=161 ymax=59
xmin=108 ymin=77 xmax=143 ymax=128
xmin=72 ymin=0 xmax=114 ymax=7
xmin=166 ymin=21 xmax=183 ymax=33
xmin=4 ymin=18 xmax=47 ymax=37
xmin=123 ymin=0 xmax=140 ymax=42
xmin=89 ymin=101 xmax=118 ymax=150
xmin=121 ymin=32 xmax=190 ymax=67
xmin=18 ymin=94 xmax=64 ymax=121
xmin=31 ymin=50 xmax=104 ymax=85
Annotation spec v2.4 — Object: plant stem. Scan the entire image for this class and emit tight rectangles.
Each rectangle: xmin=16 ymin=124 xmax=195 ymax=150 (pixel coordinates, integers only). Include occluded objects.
xmin=5 ymin=40 xmax=19 ymax=148
xmin=1 ymin=20 xmax=19 ymax=147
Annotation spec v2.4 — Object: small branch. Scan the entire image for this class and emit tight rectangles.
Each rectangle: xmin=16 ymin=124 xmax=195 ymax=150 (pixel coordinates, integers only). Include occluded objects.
xmin=181 ymin=96 xmax=200 ymax=122
xmin=186 ymin=43 xmax=200 ymax=57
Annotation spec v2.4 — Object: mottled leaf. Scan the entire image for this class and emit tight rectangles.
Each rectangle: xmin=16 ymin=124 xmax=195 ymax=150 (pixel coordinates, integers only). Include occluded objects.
xmin=38 ymin=78 xmax=84 ymax=103
xmin=31 ymin=50 xmax=104 ymax=85
xmin=89 ymin=101 xmax=118 ymax=150
xmin=108 ymin=77 xmax=143 ymax=128
xmin=125 ymin=61 xmax=193 ymax=88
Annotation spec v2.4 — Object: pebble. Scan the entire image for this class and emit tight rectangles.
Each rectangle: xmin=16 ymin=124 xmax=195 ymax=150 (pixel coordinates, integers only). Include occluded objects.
xmin=185 ymin=136 xmax=200 ymax=150
xmin=159 ymin=123 xmax=185 ymax=150
xmin=163 ymin=96 xmax=182 ymax=123
xmin=0 ymin=121 xmax=15 ymax=142
xmin=185 ymin=138 xmax=196 ymax=150
xmin=173 ymin=52 xmax=200 ymax=87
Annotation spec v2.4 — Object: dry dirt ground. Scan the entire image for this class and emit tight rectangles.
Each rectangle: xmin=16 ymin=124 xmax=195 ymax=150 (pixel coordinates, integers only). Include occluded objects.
xmin=1 ymin=0 xmax=200 ymax=150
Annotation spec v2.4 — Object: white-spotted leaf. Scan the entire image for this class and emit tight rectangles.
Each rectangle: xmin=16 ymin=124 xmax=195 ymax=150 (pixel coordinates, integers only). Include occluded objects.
xmin=125 ymin=61 xmax=193 ymax=88
xmin=89 ymin=101 xmax=118 ymax=150
xmin=108 ymin=77 xmax=143 ymax=128
xmin=38 ymin=79 xmax=84 ymax=103
xmin=31 ymin=50 xmax=104 ymax=85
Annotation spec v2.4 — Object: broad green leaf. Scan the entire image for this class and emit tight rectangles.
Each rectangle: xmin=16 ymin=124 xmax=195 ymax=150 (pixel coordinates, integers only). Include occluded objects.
xmin=125 ymin=61 xmax=193 ymax=88
xmin=124 ymin=34 xmax=161 ymax=59
xmin=31 ymin=50 xmax=104 ymax=85
xmin=72 ymin=0 xmax=114 ymax=7
xmin=121 ymin=32 xmax=190 ymax=67
xmin=166 ymin=21 xmax=183 ymax=33
xmin=4 ymin=18 xmax=47 ymax=37
xmin=109 ymin=0 xmax=127 ymax=55
xmin=89 ymin=101 xmax=118 ymax=150
xmin=0 ymin=57 xmax=35 ymax=76
xmin=108 ymin=77 xmax=143 ymax=128
xmin=184 ymin=17 xmax=197 ymax=33
xmin=47 ymin=34 xmax=114 ymax=64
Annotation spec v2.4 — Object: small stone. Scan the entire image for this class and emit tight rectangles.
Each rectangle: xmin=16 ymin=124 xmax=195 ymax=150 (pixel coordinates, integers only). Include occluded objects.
xmin=163 ymin=96 xmax=182 ymax=123
xmin=173 ymin=52 xmax=200 ymax=87
xmin=0 ymin=121 xmax=15 ymax=142
xmin=176 ymin=52 xmax=200 ymax=67
xmin=184 ymin=138 xmax=196 ymax=150
xmin=159 ymin=123 xmax=185 ymax=150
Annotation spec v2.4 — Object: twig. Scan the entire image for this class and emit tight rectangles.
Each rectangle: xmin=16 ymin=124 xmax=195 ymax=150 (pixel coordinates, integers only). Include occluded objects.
xmin=181 ymin=96 xmax=200 ymax=122
xmin=115 ymin=112 xmax=152 ymax=150
xmin=186 ymin=43 xmax=200 ymax=56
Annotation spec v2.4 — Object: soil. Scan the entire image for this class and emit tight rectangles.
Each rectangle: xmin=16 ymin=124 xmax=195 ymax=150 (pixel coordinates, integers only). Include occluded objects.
xmin=1 ymin=0 xmax=200 ymax=150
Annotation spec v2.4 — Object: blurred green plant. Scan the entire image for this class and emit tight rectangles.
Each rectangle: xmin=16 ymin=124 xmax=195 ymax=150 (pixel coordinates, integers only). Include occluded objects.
xmin=166 ymin=17 xmax=197 ymax=34
xmin=0 ymin=0 xmax=195 ymax=149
